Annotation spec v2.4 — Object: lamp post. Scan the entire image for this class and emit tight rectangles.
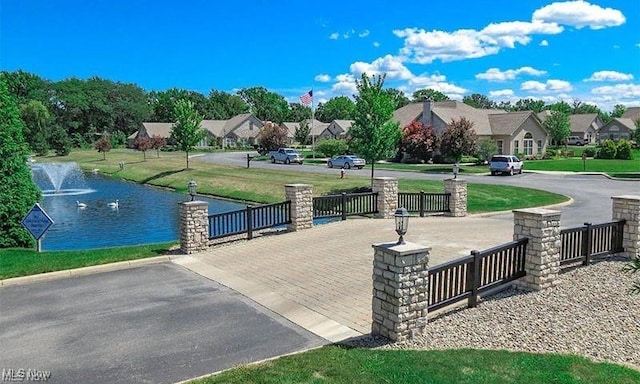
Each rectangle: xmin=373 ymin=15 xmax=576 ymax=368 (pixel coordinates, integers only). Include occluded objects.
xmin=453 ymin=162 xmax=460 ymax=179
xmin=394 ymin=207 xmax=410 ymax=245
xmin=188 ymin=180 xmax=197 ymax=201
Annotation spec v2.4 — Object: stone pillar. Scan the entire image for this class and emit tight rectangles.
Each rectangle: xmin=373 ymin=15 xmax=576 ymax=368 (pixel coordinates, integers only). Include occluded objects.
xmin=513 ymin=208 xmax=562 ymax=291
xmin=179 ymin=201 xmax=209 ymax=254
xmin=372 ymin=241 xmax=431 ymax=342
xmin=285 ymin=184 xmax=313 ymax=231
xmin=444 ymin=178 xmax=467 ymax=217
xmin=372 ymin=177 xmax=398 ymax=219
xmin=612 ymin=195 xmax=640 ymax=259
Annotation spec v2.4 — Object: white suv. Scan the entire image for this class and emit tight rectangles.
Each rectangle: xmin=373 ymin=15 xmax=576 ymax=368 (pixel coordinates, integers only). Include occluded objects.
xmin=490 ymin=155 xmax=523 ymax=176
xmin=567 ymin=136 xmax=586 ymax=146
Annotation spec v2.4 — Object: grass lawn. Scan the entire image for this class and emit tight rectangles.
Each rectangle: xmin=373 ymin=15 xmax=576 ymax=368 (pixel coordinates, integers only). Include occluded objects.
xmin=0 ymin=242 xmax=175 ymax=280
xmin=40 ymin=149 xmax=566 ymax=213
xmin=190 ymin=346 xmax=640 ymax=384
xmin=377 ymin=162 xmax=489 ymax=174
xmin=525 ymin=158 xmax=640 ymax=173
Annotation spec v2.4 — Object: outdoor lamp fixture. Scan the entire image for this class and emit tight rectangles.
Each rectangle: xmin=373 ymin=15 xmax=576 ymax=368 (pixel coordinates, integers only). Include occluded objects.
xmin=188 ymin=180 xmax=198 ymax=201
xmin=453 ymin=162 xmax=460 ymax=179
xmin=394 ymin=207 xmax=410 ymax=245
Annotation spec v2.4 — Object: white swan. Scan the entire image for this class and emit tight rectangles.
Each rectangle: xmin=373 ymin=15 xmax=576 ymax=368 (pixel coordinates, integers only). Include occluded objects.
xmin=108 ymin=199 xmax=119 ymax=208
xmin=76 ymin=201 xmax=87 ymax=209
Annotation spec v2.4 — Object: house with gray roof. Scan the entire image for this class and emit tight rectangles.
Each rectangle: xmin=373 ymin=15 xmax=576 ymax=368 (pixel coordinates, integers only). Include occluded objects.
xmin=568 ymin=113 xmax=603 ymax=144
xmin=393 ymin=101 xmax=549 ymax=157
xmin=597 ymin=118 xmax=636 ymax=143
xmin=621 ymin=107 xmax=640 ymax=122
xmin=322 ymin=119 xmax=354 ymax=139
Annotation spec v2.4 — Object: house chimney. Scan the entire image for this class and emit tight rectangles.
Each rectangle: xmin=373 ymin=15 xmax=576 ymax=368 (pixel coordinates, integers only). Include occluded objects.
xmin=422 ymin=99 xmax=433 ymax=126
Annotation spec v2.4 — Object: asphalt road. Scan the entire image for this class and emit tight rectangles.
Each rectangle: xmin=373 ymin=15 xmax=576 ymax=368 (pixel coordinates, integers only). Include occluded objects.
xmin=0 ymin=264 xmax=323 ymax=384
xmin=196 ymin=151 xmax=639 ymax=228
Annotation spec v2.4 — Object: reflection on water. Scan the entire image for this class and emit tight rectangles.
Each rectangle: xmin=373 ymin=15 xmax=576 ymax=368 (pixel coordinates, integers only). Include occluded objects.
xmin=38 ymin=173 xmax=244 ymax=251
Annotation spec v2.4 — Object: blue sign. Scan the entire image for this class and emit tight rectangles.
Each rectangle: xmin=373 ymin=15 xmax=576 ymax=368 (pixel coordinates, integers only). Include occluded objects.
xmin=22 ymin=203 xmax=54 ymax=240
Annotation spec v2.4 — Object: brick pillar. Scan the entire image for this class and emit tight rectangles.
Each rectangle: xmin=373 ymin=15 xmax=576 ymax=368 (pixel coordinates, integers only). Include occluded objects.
xmin=513 ymin=208 xmax=562 ymax=291
xmin=372 ymin=241 xmax=431 ymax=342
xmin=285 ymin=184 xmax=313 ymax=231
xmin=372 ymin=177 xmax=398 ymax=219
xmin=179 ymin=201 xmax=209 ymax=254
xmin=444 ymin=178 xmax=467 ymax=217
xmin=612 ymin=195 xmax=640 ymax=259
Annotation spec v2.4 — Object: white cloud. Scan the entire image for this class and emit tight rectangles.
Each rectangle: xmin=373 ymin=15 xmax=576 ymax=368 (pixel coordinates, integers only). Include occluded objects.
xmin=331 ymin=74 xmax=358 ymax=94
xmin=591 ymin=83 xmax=640 ymax=98
xmin=329 ymin=32 xmax=339 ymax=40
xmin=476 ymin=66 xmax=547 ymax=81
xmin=350 ymin=55 xmax=414 ymax=80
xmin=636 ymin=43 xmax=640 ymax=48
xmin=613 ymin=44 xmax=621 ymax=49
xmin=373 ymin=41 xmax=380 ymax=47
xmin=533 ymin=1 xmax=625 ymax=30
xmin=540 ymin=39 xmax=549 ymax=46
xmin=314 ymin=74 xmax=331 ymax=83
xmin=521 ymin=79 xmax=573 ymax=93
xmin=343 ymin=29 xmax=355 ymax=39
xmin=585 ymin=71 xmax=634 ymax=82
xmin=489 ymin=89 xmax=515 ymax=97
xmin=358 ymin=30 xmax=370 ymax=38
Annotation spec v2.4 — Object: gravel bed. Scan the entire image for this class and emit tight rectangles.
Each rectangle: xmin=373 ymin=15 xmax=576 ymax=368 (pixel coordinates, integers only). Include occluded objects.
xmin=354 ymin=257 xmax=640 ymax=368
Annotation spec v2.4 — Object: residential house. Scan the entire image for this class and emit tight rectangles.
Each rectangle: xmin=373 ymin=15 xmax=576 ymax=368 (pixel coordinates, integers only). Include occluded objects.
xmin=568 ymin=113 xmax=603 ymax=144
xmin=621 ymin=107 xmax=640 ymax=122
xmin=322 ymin=120 xmax=354 ymax=139
xmin=133 ymin=122 xmax=176 ymax=146
xmin=279 ymin=122 xmax=299 ymax=144
xmin=393 ymin=101 xmax=548 ymax=157
xmin=597 ymin=118 xmax=636 ymax=142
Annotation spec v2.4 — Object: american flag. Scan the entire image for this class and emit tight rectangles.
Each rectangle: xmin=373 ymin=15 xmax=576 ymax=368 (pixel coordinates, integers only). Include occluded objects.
xmin=299 ymin=90 xmax=313 ymax=105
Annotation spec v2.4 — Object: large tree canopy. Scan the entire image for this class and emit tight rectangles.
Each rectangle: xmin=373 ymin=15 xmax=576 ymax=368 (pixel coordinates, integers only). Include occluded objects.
xmin=349 ymin=73 xmax=401 ymax=184
xmin=463 ymin=93 xmax=497 ymax=109
xmin=315 ymin=96 xmax=355 ymax=123
xmin=542 ymin=110 xmax=571 ymax=146
xmin=237 ymin=86 xmax=289 ymax=124
xmin=412 ymin=88 xmax=450 ymax=102
xmin=439 ymin=117 xmax=478 ymax=162
xmin=0 ymin=79 xmax=41 ymax=248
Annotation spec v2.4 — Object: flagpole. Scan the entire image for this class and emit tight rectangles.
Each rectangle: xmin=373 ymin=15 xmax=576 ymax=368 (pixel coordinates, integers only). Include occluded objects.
xmin=311 ymin=87 xmax=315 ymax=159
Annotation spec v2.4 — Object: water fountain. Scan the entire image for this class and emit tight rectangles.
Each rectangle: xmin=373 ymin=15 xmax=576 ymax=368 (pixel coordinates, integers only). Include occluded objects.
xmin=30 ymin=162 xmax=95 ymax=196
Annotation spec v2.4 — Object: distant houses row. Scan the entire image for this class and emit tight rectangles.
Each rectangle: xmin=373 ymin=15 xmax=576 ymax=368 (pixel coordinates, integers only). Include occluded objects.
xmin=128 ymin=105 xmax=640 ymax=156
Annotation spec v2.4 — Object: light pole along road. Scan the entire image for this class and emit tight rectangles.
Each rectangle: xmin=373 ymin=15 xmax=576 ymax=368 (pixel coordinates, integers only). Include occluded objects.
xmin=196 ymin=151 xmax=639 ymax=228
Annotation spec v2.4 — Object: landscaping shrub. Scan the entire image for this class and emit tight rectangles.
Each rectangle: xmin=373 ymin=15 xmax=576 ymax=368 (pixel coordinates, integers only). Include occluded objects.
xmin=545 ymin=148 xmax=557 ymax=158
xmin=616 ymin=139 xmax=633 ymax=160
xmin=583 ymin=147 xmax=596 ymax=157
xmin=596 ymin=139 xmax=617 ymax=159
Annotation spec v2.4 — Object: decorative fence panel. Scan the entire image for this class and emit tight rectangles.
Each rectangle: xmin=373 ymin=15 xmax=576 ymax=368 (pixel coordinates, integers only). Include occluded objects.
xmin=560 ymin=220 xmax=625 ymax=266
xmin=209 ymin=201 xmax=291 ymax=240
xmin=398 ymin=191 xmax=451 ymax=216
xmin=428 ymin=238 xmax=528 ymax=312
xmin=312 ymin=192 xmax=378 ymax=220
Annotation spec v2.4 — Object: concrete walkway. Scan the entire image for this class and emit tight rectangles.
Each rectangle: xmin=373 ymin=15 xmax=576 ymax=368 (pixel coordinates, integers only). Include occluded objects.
xmin=177 ymin=214 xmax=516 ymax=341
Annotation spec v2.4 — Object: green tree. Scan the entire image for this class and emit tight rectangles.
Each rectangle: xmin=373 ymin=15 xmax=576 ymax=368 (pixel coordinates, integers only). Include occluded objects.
xmin=287 ymin=103 xmax=312 ymax=123
xmin=412 ymin=88 xmax=450 ymax=102
xmin=349 ymin=73 xmax=401 ymax=183
xmin=611 ymin=104 xmax=626 ymax=118
xmin=20 ymin=100 xmax=53 ymax=156
xmin=385 ymin=88 xmax=410 ymax=110
xmin=294 ymin=120 xmax=311 ymax=145
xmin=0 ymin=79 xmax=41 ymax=248
xmin=49 ymin=124 xmax=71 ymax=156
xmin=315 ymin=96 xmax=355 ymax=123
xmin=94 ymin=137 xmax=112 ymax=160
xmin=571 ymin=99 xmax=600 ymax=115
xmin=257 ymin=121 xmax=288 ymax=151
xmin=315 ymin=138 xmax=348 ymax=157
xmin=0 ymin=70 xmax=51 ymax=106
xmin=439 ymin=117 xmax=479 ymax=162
xmin=463 ymin=93 xmax=496 ymax=109
xmin=401 ymin=120 xmax=436 ymax=162
xmin=476 ymin=137 xmax=498 ymax=163
xmin=237 ymin=87 xmax=289 ymax=123
xmin=615 ymin=139 xmax=633 ymax=160
xmin=542 ymin=110 xmax=571 ymax=147
xmin=513 ymin=98 xmax=546 ymax=113
xmin=208 ymin=90 xmax=249 ymax=119
xmin=171 ymin=99 xmax=206 ymax=169
xmin=546 ymin=100 xmax=572 ymax=115
xmin=596 ymin=139 xmax=617 ymax=159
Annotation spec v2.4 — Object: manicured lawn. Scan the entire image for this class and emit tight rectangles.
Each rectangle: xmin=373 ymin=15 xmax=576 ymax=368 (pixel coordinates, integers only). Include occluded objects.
xmin=190 ymin=346 xmax=640 ymax=384
xmin=0 ymin=242 xmax=174 ymax=280
xmin=39 ymin=149 xmax=567 ymax=214
xmin=377 ymin=162 xmax=489 ymax=174
xmin=525 ymin=158 xmax=640 ymax=173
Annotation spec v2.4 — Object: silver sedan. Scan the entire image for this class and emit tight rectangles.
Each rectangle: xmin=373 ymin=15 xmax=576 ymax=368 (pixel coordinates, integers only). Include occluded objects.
xmin=327 ymin=155 xmax=366 ymax=169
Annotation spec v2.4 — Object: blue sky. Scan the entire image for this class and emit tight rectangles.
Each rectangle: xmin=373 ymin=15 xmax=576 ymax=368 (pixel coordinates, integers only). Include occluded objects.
xmin=2 ymin=0 xmax=639 ymax=111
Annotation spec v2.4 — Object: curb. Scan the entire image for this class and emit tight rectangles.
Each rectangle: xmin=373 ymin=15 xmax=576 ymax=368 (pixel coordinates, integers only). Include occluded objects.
xmin=0 ymin=255 xmax=179 ymax=287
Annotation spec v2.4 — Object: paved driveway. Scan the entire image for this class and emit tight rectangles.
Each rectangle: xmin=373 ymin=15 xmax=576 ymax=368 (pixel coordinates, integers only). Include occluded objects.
xmin=0 ymin=264 xmax=323 ymax=384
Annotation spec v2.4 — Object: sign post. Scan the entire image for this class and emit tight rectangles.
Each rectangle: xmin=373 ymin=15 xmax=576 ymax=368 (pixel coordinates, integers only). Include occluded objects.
xmin=21 ymin=203 xmax=54 ymax=252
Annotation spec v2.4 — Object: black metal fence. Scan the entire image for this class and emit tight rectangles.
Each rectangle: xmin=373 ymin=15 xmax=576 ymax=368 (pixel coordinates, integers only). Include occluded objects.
xmin=398 ymin=191 xmax=451 ymax=216
xmin=312 ymin=192 xmax=378 ymax=220
xmin=428 ymin=238 xmax=528 ymax=312
xmin=208 ymin=201 xmax=291 ymax=240
xmin=560 ymin=220 xmax=626 ymax=266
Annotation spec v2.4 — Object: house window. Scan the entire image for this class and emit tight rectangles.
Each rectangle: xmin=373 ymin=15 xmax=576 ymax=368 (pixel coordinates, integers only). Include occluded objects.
xmin=514 ymin=140 xmax=519 ymax=154
xmin=523 ymin=132 xmax=533 ymax=156
xmin=537 ymin=139 xmax=543 ymax=154
xmin=496 ymin=140 xmax=504 ymax=155
xmin=249 ymin=122 xmax=254 ymax=131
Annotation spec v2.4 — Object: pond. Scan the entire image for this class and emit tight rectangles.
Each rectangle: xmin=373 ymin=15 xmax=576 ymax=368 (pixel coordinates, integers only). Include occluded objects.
xmin=32 ymin=163 xmax=244 ymax=251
